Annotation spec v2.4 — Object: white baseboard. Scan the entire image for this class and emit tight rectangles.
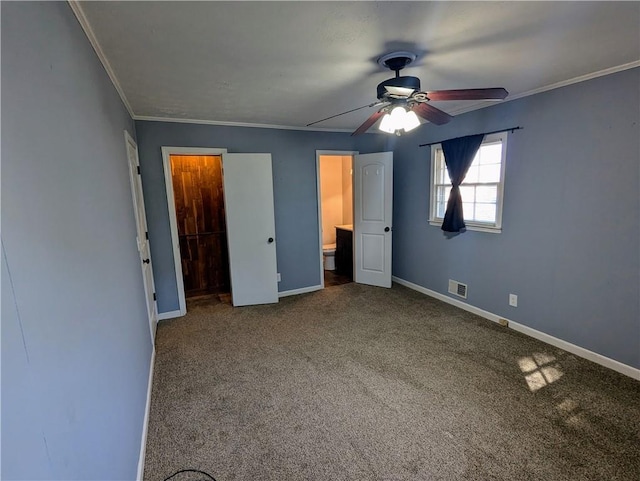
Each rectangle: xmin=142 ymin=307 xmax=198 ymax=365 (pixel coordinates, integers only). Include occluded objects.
xmin=136 ymin=347 xmax=156 ymax=481
xmin=278 ymin=284 xmax=323 ymax=298
xmin=392 ymin=276 xmax=640 ymax=381
xmin=159 ymin=286 xmax=324 ymax=315
xmin=157 ymin=309 xmax=184 ymax=321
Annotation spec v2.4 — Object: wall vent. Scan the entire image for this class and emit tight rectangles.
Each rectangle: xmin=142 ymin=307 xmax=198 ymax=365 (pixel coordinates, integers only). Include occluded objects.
xmin=448 ymin=279 xmax=467 ymax=299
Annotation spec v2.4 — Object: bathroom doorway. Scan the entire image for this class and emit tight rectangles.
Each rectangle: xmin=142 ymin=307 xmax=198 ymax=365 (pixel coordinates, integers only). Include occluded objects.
xmin=316 ymin=151 xmax=356 ymax=288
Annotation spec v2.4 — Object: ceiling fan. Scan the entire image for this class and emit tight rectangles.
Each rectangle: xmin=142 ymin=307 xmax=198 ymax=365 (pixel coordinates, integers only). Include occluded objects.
xmin=307 ymin=51 xmax=508 ymax=136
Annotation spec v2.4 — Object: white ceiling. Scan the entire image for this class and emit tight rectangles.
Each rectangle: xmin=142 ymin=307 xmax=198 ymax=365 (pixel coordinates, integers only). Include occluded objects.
xmin=76 ymin=1 xmax=640 ymax=132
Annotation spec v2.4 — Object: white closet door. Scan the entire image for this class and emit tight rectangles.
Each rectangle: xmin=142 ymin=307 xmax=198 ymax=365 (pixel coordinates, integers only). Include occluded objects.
xmin=222 ymin=153 xmax=279 ymax=306
xmin=125 ymin=131 xmax=158 ymax=339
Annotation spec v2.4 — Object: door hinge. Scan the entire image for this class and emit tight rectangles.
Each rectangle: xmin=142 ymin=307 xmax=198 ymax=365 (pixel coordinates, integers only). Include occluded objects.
xmin=153 ymin=293 xmax=157 ymax=301
xmin=145 ymin=231 xmax=149 ymax=240
xmin=137 ymin=165 xmax=141 ymax=175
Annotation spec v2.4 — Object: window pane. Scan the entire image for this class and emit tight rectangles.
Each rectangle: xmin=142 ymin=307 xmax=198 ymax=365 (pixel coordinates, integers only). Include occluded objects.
xmin=436 ymin=185 xmax=451 ymax=202
xmin=479 ymin=143 xmax=502 ymax=164
xmin=476 ymin=185 xmax=497 ymax=203
xmin=475 ymin=203 xmax=497 ymax=223
xmin=462 ymin=202 xmax=475 ymax=219
xmin=465 ymin=165 xmax=479 ymax=183
xmin=437 ymin=201 xmax=446 ymax=218
xmin=436 ymin=150 xmax=445 ymax=168
xmin=439 ymin=167 xmax=450 ymax=184
xmin=460 ymin=185 xmax=475 ymax=202
xmin=478 ymin=164 xmax=501 ymax=183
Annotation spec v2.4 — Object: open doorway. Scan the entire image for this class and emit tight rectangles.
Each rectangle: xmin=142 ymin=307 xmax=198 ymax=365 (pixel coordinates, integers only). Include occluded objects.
xmin=161 ymin=148 xmax=279 ymax=316
xmin=317 ymin=150 xmax=394 ymax=291
xmin=169 ymin=154 xmax=230 ymax=299
xmin=161 ymin=147 xmax=230 ymax=315
xmin=317 ymin=152 xmax=356 ymax=288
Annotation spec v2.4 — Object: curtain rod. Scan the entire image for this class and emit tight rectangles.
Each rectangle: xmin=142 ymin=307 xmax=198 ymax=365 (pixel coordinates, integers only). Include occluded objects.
xmin=418 ymin=126 xmax=523 ymax=147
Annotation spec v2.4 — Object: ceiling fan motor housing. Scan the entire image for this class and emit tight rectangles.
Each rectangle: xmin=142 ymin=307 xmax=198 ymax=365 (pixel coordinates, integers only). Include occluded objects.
xmin=377 ymin=76 xmax=421 ymax=100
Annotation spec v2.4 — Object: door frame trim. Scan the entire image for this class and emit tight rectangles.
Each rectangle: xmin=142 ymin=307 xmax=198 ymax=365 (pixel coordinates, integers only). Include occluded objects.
xmin=161 ymin=146 xmax=228 ymax=317
xmin=315 ymin=150 xmax=358 ymax=288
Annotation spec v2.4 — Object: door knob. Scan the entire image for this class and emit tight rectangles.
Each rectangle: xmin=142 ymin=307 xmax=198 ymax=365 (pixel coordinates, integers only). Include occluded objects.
xmin=142 ymin=258 xmax=150 ymax=264
xmin=268 ymin=237 xmax=274 ymax=244
xmin=384 ymin=227 xmax=390 ymax=232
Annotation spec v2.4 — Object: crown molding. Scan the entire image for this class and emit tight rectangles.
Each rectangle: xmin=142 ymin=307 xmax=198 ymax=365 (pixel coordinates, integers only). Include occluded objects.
xmin=133 ymin=115 xmax=361 ymax=134
xmin=137 ymin=59 xmax=639 ymax=131
xmin=67 ymin=1 xmax=135 ymax=118
xmin=448 ymin=60 xmax=640 ymax=117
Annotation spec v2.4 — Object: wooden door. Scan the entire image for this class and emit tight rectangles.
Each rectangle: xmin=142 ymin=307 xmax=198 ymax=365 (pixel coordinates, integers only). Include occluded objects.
xmin=354 ymin=152 xmax=393 ymax=288
xmin=170 ymin=155 xmax=230 ymax=297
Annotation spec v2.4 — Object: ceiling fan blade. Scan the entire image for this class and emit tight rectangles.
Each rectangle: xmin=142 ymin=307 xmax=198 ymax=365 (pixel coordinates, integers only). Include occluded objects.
xmin=412 ymin=103 xmax=453 ymax=125
xmin=351 ymin=110 xmax=385 ymax=136
xmin=425 ymin=88 xmax=508 ymax=101
xmin=306 ymin=101 xmax=384 ymax=127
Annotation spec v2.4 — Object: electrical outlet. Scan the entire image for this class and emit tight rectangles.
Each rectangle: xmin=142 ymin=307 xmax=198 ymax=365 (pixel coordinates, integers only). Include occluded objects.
xmin=277 ymin=273 xmax=281 ymax=282
xmin=509 ymin=293 xmax=518 ymax=307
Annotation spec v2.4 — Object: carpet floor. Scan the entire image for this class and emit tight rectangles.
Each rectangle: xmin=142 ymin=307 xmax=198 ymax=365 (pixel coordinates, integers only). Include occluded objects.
xmin=144 ymin=283 xmax=640 ymax=481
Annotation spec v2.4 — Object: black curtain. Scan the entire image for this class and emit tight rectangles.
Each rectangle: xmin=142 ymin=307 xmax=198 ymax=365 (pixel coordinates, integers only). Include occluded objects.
xmin=441 ymin=133 xmax=485 ymax=233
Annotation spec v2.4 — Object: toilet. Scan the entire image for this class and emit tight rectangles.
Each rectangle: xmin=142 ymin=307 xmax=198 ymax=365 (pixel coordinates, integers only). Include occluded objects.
xmin=323 ymin=243 xmax=336 ymax=271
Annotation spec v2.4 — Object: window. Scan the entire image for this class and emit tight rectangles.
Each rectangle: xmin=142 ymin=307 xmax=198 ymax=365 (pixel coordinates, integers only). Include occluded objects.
xmin=429 ymin=132 xmax=508 ymax=233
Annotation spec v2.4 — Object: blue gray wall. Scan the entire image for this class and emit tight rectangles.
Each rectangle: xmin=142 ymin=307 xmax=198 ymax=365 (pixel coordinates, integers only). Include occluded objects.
xmin=2 ymin=3 xmax=153 ymax=479
xmin=135 ymin=121 xmax=385 ymax=313
xmin=392 ymin=68 xmax=640 ymax=369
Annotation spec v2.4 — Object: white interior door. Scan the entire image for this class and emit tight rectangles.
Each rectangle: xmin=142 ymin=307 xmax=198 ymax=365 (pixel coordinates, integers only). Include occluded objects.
xmin=354 ymin=152 xmax=393 ymax=288
xmin=222 ymin=153 xmax=279 ymax=306
xmin=125 ymin=131 xmax=158 ymax=340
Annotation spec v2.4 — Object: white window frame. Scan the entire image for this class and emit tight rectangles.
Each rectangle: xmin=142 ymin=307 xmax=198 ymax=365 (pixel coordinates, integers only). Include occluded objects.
xmin=429 ymin=131 xmax=508 ymax=233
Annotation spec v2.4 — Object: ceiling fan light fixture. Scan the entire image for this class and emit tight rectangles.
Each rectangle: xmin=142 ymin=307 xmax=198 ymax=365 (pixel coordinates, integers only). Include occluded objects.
xmin=378 ymin=106 xmax=421 ymax=135
xmin=403 ymin=110 xmax=420 ymax=132
xmin=389 ymin=106 xmax=407 ymax=128
xmin=378 ymin=112 xmax=395 ymax=134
